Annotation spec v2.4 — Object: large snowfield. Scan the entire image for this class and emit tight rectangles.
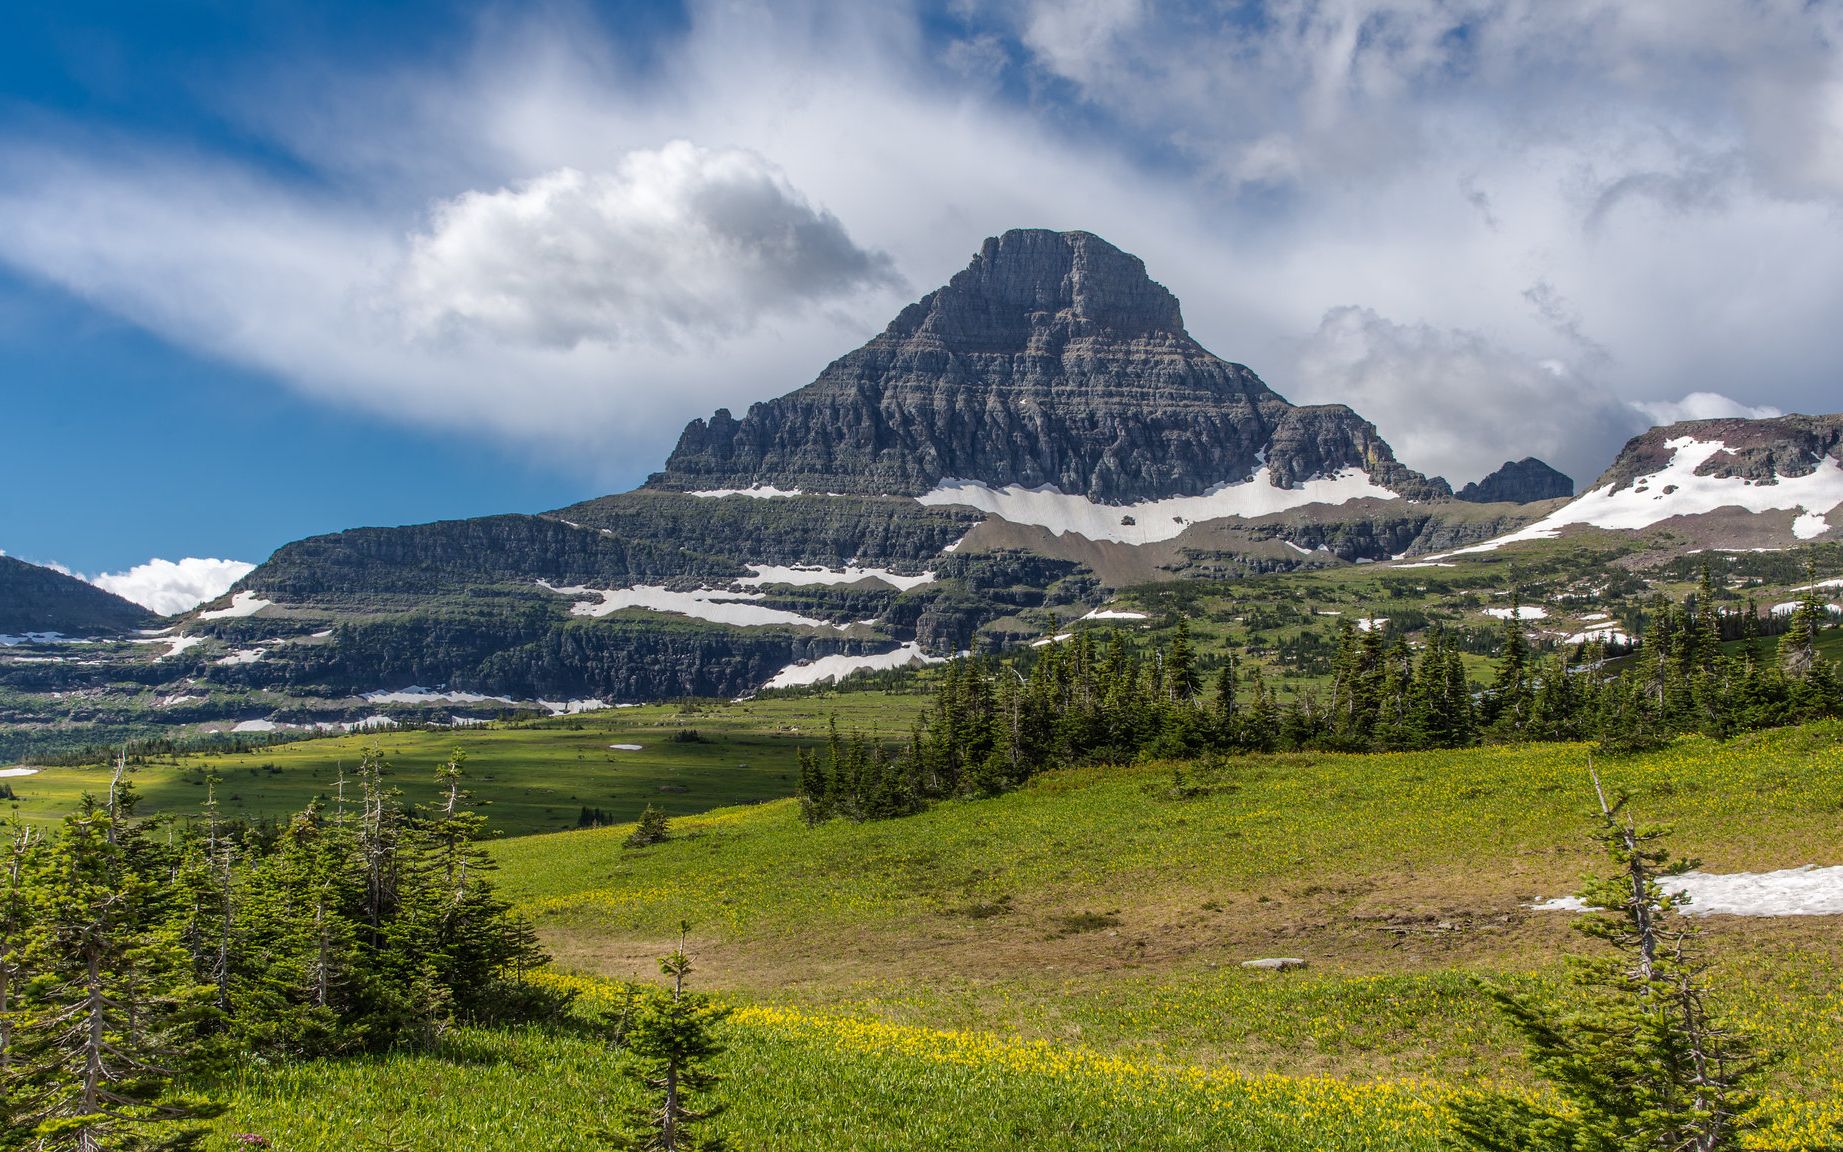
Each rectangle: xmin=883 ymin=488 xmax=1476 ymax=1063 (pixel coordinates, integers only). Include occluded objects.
xmin=916 ymin=466 xmax=1399 ymax=545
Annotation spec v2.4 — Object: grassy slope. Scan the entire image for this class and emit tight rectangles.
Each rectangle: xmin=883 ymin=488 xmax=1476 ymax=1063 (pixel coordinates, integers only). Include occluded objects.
xmin=3 ymin=693 xmax=928 ymax=835
xmin=197 ymin=724 xmax=1843 ymax=1151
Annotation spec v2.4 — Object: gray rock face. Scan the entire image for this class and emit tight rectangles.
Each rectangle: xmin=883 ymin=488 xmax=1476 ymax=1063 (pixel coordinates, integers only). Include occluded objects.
xmin=651 ymin=229 xmax=1448 ymax=503
xmin=1595 ymin=415 xmax=1843 ymax=492
xmin=1456 ymin=458 xmax=1575 ymax=504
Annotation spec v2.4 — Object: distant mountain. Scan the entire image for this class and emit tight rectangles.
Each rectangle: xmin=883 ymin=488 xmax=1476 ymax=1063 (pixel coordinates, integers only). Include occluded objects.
xmin=1434 ymin=415 xmax=1843 ymax=556
xmin=7 ymin=228 xmax=1603 ymax=720
xmin=651 ymin=229 xmax=1449 ymax=504
xmin=0 ymin=556 xmax=157 ymax=636
xmin=1456 ymin=458 xmax=1574 ymax=504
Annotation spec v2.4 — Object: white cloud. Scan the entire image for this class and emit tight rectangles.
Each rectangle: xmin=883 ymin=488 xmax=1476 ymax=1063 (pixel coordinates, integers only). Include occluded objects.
xmin=1288 ymin=306 xmax=1645 ymax=487
xmin=0 ymin=0 xmax=1840 ymax=493
xmin=397 ymin=142 xmax=899 ymax=349
xmin=1630 ymin=392 xmax=1784 ymax=427
xmin=91 ymin=558 xmax=256 ymax=617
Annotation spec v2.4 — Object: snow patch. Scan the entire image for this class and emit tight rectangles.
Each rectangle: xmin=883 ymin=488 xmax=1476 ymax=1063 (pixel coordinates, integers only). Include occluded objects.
xmin=539 ymin=581 xmax=830 ymax=629
xmin=365 ymin=687 xmax=513 ymax=706
xmin=0 ymin=632 xmax=77 ymax=646
xmin=687 ymin=485 xmax=803 ymax=499
xmin=737 ymin=564 xmax=935 ymax=592
xmin=916 ymin=467 xmax=1399 ymax=545
xmin=1435 ymin=438 xmax=1843 ymax=557
xmin=1533 ymin=865 xmax=1843 ymax=916
xmin=1793 ymin=511 xmax=1832 ymax=540
xmin=1483 ymin=606 xmax=1549 ymax=621
xmin=1081 ymin=607 xmax=1150 ymax=621
xmin=131 ymin=634 xmax=204 ymax=660
xmin=1031 ymin=633 xmax=1075 ymax=648
xmin=1356 ymin=617 xmax=1389 ymax=632
xmin=763 ymin=642 xmax=944 ymax=690
xmin=231 ymin=719 xmax=279 ymax=733
xmin=1283 ymin=541 xmax=1313 ymax=555
xmin=609 ymin=743 xmax=644 ymax=751
xmin=198 ymin=590 xmax=272 ymax=619
xmin=537 ymin=699 xmax=610 ymax=715
xmin=0 ymin=768 xmax=40 ymax=778
xmin=216 ymin=647 xmax=266 ymax=666
xmin=1563 ymin=622 xmax=1634 ymax=646
xmin=1771 ymin=601 xmax=1843 ymax=617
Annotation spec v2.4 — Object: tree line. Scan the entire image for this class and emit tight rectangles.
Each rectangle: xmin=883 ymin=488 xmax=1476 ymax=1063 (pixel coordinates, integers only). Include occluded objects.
xmin=800 ymin=569 xmax=1842 ymax=823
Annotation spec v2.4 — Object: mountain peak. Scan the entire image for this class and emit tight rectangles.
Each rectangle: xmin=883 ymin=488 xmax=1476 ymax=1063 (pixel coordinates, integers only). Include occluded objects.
xmin=650 ymin=229 xmax=1444 ymax=504
xmin=1456 ymin=458 xmax=1574 ymax=504
xmin=888 ymin=228 xmax=1185 ymax=342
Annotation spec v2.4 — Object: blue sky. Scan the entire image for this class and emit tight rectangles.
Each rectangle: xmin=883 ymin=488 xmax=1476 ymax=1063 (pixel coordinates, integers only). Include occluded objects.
xmin=4 ymin=0 xmax=1842 ymax=607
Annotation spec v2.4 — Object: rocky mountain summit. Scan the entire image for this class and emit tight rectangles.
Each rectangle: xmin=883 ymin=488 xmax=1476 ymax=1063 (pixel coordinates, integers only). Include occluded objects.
xmin=1456 ymin=458 xmax=1574 ymax=504
xmin=651 ymin=229 xmax=1448 ymax=503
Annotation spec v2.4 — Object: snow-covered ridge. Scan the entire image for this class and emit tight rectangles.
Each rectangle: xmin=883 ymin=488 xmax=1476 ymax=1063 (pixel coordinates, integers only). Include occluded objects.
xmin=1432 ymin=438 xmax=1843 ymax=558
xmin=762 ymin=642 xmax=944 ymax=690
xmin=198 ymin=590 xmax=272 ymax=619
xmin=737 ymin=564 xmax=935 ymax=592
xmin=916 ymin=467 xmax=1399 ymax=545
xmin=537 ymin=581 xmax=830 ymax=629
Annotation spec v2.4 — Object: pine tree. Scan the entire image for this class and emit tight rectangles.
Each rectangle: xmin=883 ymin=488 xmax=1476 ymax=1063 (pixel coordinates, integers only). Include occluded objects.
xmin=1166 ymin=619 xmax=1200 ymax=705
xmin=615 ymin=924 xmax=732 ymax=1152
xmin=1449 ymin=769 xmax=1762 ymax=1151
xmin=1 ymin=815 xmax=40 ymax=1130
xmin=626 ymin=805 xmax=671 ymax=849
xmin=8 ymin=785 xmax=224 ymax=1151
xmin=1489 ymin=589 xmax=1535 ymax=737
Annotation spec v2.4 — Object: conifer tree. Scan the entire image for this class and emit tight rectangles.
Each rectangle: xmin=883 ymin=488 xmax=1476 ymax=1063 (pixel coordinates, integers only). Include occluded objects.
xmin=1450 ymin=770 xmax=1762 ymax=1152
xmin=7 ymin=786 xmax=224 ymax=1151
xmin=625 ymin=806 xmax=672 ymax=849
xmin=616 ymin=924 xmax=732 ymax=1152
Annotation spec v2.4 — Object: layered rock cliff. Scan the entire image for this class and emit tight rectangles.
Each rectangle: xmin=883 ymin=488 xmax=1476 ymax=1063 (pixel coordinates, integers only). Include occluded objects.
xmin=650 ymin=229 xmax=1448 ymax=503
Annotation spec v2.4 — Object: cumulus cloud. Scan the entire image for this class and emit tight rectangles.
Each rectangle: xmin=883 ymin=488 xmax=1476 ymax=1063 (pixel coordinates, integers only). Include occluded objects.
xmin=397 ymin=142 xmax=900 ymax=348
xmin=1631 ymin=392 xmax=1785 ymax=427
xmin=1288 ymin=307 xmax=1645 ymax=487
xmin=91 ymin=558 xmax=256 ymax=617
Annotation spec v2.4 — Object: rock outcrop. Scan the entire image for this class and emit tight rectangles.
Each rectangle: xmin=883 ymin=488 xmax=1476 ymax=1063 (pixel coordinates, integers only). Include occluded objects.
xmin=1456 ymin=458 xmax=1574 ymax=504
xmin=650 ymin=229 xmax=1448 ymax=503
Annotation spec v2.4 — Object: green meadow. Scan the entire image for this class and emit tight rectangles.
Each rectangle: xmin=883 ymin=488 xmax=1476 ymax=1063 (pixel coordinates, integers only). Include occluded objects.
xmin=176 ymin=721 xmax=1843 ymax=1150
xmin=3 ymin=692 xmax=928 ymax=835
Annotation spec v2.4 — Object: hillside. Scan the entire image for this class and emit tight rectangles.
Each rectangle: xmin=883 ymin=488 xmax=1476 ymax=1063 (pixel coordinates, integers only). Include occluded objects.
xmin=0 ymin=554 xmax=157 ymax=635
